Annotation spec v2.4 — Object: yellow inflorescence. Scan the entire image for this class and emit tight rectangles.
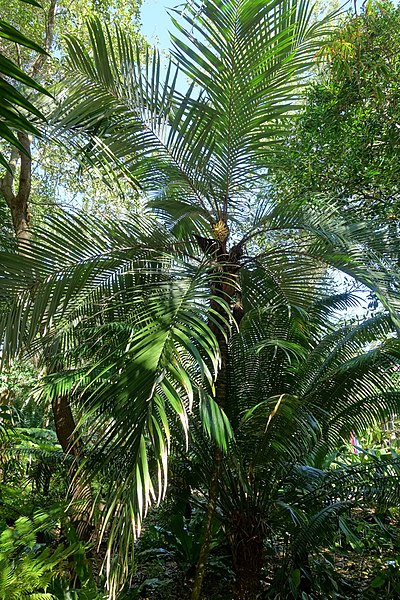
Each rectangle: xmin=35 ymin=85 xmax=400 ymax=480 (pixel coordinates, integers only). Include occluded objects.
xmin=212 ymin=219 xmax=229 ymax=242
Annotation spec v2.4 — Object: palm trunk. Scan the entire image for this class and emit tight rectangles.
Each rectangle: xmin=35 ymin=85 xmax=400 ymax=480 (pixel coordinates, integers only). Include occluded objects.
xmin=191 ymin=236 xmax=236 ymax=599
xmin=232 ymin=531 xmax=264 ymax=600
xmin=229 ymin=506 xmax=266 ymax=600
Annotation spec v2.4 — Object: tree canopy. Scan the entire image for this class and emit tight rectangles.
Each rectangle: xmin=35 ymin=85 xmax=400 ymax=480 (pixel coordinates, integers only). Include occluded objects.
xmin=272 ymin=0 xmax=400 ymax=227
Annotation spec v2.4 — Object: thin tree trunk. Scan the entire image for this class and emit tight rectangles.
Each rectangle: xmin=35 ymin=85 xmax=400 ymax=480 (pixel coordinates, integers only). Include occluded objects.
xmin=30 ymin=0 xmax=57 ymax=77
xmin=0 ymin=0 xmax=57 ymax=243
xmin=190 ymin=447 xmax=222 ymax=600
xmin=1 ymin=136 xmax=31 ymax=243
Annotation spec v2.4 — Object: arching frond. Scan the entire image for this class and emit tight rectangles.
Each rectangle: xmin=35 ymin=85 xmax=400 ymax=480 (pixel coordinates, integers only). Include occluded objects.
xmin=52 ymin=0 xmax=336 ymax=222
xmin=170 ymin=0 xmax=336 ymax=206
xmin=0 ymin=210 xmax=232 ymax=593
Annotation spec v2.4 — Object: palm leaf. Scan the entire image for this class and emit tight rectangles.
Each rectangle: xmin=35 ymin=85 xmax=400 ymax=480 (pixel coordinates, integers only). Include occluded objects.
xmin=0 ymin=209 xmax=233 ymax=592
xmin=0 ymin=2 xmax=50 ymax=169
xmin=170 ymin=0 xmax=335 ymax=211
xmin=52 ymin=0 xmax=336 ymax=224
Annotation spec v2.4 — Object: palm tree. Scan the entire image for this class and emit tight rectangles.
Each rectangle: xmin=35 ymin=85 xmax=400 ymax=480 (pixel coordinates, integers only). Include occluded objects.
xmin=1 ymin=207 xmax=399 ymax=598
xmin=1 ymin=0 xmax=400 ymax=597
xmin=190 ymin=296 xmax=400 ymax=598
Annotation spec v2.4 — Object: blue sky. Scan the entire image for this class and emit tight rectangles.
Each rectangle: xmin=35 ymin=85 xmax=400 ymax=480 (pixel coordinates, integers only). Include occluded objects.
xmin=140 ymin=0 xmax=191 ymax=92
xmin=140 ymin=0 xmax=180 ymax=49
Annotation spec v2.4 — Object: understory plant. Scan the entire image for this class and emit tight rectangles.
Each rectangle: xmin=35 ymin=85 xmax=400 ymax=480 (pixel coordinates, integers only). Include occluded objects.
xmin=0 ymin=510 xmax=94 ymax=600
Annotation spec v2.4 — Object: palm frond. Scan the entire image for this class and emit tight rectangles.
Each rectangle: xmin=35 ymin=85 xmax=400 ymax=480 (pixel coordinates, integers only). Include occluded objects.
xmin=0 ymin=3 xmax=50 ymax=169
xmin=52 ymin=19 xmax=217 ymax=218
xmin=0 ymin=209 xmax=234 ymax=594
xmin=52 ymin=0 xmax=336 ymax=222
xmin=246 ymin=200 xmax=400 ymax=320
xmin=170 ymin=0 xmax=336 ymax=208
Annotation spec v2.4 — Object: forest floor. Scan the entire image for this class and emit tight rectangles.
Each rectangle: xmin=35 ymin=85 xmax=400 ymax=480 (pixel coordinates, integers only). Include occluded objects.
xmin=130 ymin=549 xmax=397 ymax=599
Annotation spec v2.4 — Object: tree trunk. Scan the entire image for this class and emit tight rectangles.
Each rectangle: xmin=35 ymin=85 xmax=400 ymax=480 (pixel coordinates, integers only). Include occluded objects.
xmin=1 ymin=134 xmax=32 ymax=243
xmin=191 ymin=234 xmax=239 ymax=599
xmin=0 ymin=0 xmax=94 ymax=542
xmin=0 ymin=0 xmax=57 ymax=243
xmin=190 ymin=447 xmax=222 ymax=600
xmin=232 ymin=529 xmax=264 ymax=600
xmin=52 ymin=395 xmax=94 ymax=541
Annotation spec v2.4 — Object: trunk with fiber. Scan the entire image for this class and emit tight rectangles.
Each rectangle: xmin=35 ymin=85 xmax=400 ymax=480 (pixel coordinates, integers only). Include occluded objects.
xmin=231 ymin=512 xmax=265 ymax=600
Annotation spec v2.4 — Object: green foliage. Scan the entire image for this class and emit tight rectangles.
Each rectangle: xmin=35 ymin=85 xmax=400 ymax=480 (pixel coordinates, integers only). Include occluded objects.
xmin=367 ymin=558 xmax=400 ymax=599
xmin=139 ymin=517 xmax=203 ymax=574
xmin=0 ymin=0 xmax=145 ymax=227
xmin=133 ymin=505 xmax=233 ymax=600
xmin=273 ymin=0 xmax=400 ymax=226
xmin=1 ymin=0 xmax=400 ymax=598
xmin=0 ymin=362 xmax=39 ymax=415
xmin=1 ymin=198 xmax=399 ymax=598
xmin=0 ymin=511 xmax=79 ymax=600
xmin=52 ymin=0 xmax=335 ymax=214
xmin=186 ymin=301 xmax=400 ymax=596
xmin=0 ymin=0 xmax=49 ymax=171
xmin=0 ymin=361 xmax=67 ymax=512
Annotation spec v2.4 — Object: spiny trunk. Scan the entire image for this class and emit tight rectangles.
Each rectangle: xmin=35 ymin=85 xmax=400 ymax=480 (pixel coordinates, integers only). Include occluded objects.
xmin=229 ymin=505 xmax=267 ymax=600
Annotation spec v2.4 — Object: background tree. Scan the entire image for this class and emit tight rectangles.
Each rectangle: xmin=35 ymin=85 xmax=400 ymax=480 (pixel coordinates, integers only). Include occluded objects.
xmin=0 ymin=0 xmax=50 ymax=239
xmin=0 ymin=0 xmax=145 ymax=242
xmin=271 ymin=0 xmax=400 ymax=230
xmin=0 ymin=0 xmax=146 ymax=545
